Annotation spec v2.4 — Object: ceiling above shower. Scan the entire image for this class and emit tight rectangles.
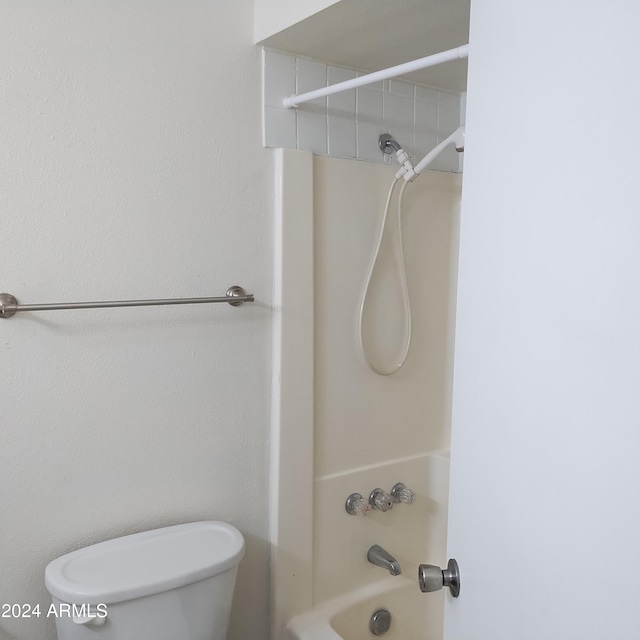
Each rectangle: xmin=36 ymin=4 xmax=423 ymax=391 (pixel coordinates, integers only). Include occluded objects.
xmin=255 ymin=0 xmax=470 ymax=93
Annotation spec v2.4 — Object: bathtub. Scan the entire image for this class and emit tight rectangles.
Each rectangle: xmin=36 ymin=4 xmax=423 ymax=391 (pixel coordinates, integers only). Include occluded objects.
xmin=287 ymin=576 xmax=444 ymax=640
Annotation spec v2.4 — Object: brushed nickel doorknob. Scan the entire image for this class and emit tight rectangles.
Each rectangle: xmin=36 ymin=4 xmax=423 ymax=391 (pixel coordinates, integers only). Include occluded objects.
xmin=418 ymin=558 xmax=460 ymax=598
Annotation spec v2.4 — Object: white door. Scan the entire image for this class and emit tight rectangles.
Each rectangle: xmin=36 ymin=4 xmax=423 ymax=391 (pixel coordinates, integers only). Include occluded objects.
xmin=444 ymin=2 xmax=640 ymax=638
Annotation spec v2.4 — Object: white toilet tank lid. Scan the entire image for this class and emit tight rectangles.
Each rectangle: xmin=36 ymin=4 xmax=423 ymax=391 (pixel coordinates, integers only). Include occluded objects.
xmin=45 ymin=521 xmax=244 ymax=605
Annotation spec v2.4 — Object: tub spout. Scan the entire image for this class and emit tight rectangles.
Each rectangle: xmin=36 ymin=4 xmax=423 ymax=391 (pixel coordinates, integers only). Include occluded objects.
xmin=367 ymin=545 xmax=401 ymax=576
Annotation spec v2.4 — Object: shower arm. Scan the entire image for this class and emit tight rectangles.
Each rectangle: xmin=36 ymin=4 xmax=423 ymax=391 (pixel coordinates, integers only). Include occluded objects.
xmin=379 ymin=134 xmax=414 ymax=176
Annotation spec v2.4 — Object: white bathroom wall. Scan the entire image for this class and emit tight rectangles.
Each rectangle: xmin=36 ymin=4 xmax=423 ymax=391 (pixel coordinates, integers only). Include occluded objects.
xmin=263 ymin=49 xmax=463 ymax=171
xmin=0 ymin=3 xmax=271 ymax=640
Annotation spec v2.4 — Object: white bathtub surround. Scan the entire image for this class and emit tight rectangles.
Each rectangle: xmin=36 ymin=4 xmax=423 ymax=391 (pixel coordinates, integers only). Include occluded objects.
xmin=313 ymin=157 xmax=461 ymax=475
xmin=271 ymin=150 xmax=460 ymax=637
xmin=314 ymin=453 xmax=450 ymax=605
xmin=263 ymin=48 xmax=463 ymax=171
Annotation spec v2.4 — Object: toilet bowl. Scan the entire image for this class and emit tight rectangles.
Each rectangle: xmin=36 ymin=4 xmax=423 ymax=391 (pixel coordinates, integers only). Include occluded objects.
xmin=45 ymin=521 xmax=244 ymax=640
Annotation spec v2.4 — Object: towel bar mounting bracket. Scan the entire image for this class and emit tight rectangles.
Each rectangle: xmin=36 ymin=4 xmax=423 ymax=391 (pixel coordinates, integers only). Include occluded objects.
xmin=0 ymin=294 xmax=18 ymax=318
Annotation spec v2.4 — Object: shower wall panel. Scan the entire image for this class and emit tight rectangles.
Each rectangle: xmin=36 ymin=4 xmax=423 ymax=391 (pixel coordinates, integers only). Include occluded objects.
xmin=312 ymin=155 xmax=461 ymax=602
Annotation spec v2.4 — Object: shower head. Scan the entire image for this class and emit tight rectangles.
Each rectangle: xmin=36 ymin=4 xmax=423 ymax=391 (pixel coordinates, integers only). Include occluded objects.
xmin=404 ymin=125 xmax=465 ymax=181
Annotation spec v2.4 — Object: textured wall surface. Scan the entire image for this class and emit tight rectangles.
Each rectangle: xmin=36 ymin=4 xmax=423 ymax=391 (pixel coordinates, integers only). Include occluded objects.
xmin=0 ymin=2 xmax=272 ymax=639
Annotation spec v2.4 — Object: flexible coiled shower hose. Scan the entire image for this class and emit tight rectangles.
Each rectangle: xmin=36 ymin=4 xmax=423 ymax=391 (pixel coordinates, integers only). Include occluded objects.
xmin=358 ymin=176 xmax=412 ymax=376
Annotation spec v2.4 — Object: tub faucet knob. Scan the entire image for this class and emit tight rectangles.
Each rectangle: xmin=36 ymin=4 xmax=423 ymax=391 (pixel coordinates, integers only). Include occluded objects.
xmin=391 ymin=482 xmax=415 ymax=504
xmin=369 ymin=488 xmax=394 ymax=512
xmin=345 ymin=493 xmax=372 ymax=516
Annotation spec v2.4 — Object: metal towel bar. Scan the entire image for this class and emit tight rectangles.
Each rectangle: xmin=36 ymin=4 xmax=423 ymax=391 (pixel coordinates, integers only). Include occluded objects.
xmin=0 ymin=285 xmax=254 ymax=319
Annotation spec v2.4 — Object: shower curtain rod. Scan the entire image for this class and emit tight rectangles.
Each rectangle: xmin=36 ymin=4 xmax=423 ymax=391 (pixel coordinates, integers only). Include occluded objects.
xmin=0 ymin=286 xmax=254 ymax=319
xmin=282 ymin=44 xmax=469 ymax=108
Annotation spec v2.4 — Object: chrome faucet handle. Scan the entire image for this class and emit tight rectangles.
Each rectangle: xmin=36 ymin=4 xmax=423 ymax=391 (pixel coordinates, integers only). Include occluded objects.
xmin=345 ymin=493 xmax=372 ymax=516
xmin=391 ymin=482 xmax=415 ymax=504
xmin=369 ymin=488 xmax=394 ymax=512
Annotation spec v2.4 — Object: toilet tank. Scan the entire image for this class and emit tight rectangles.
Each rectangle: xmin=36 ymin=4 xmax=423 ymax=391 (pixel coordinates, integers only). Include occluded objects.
xmin=45 ymin=521 xmax=244 ymax=640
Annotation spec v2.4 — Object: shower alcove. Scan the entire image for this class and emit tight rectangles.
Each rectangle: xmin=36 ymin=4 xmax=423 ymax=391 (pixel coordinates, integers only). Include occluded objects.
xmin=260 ymin=2 xmax=469 ymax=638
xmin=270 ymin=149 xmax=462 ymax=639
